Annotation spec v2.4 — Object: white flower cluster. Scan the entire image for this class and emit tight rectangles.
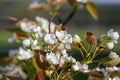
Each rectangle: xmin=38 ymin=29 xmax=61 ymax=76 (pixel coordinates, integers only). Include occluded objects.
xmin=7 ymin=16 xmax=88 ymax=73
xmin=109 ymin=51 xmax=119 ymax=59
xmin=106 ymin=29 xmax=119 ymax=49
xmin=7 ymin=16 xmax=120 ymax=80
xmin=0 ymin=64 xmax=27 ymax=79
xmin=72 ymin=61 xmax=89 ymax=72
xmin=90 ymin=66 xmax=120 ymax=80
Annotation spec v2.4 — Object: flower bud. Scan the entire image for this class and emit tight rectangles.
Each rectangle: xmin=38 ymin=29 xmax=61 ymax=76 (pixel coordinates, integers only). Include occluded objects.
xmin=106 ymin=41 xmax=114 ymax=49
xmin=84 ymin=32 xmax=97 ymax=44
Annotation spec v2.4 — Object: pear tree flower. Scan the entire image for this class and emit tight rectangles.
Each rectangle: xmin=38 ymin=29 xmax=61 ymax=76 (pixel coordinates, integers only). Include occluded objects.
xmin=36 ymin=16 xmax=56 ymax=33
xmin=30 ymin=26 xmax=41 ymax=33
xmin=74 ymin=34 xmax=81 ymax=43
xmin=108 ymin=29 xmax=119 ymax=44
xmin=8 ymin=33 xmax=16 ymax=43
xmin=20 ymin=22 xmax=33 ymax=32
xmin=56 ymin=31 xmax=73 ymax=44
xmin=35 ymin=32 xmax=45 ymax=39
xmin=109 ymin=76 xmax=120 ymax=80
xmin=17 ymin=47 xmax=34 ymax=60
xmin=46 ymin=52 xmax=60 ymax=65
xmin=106 ymin=66 xmax=119 ymax=72
xmin=22 ymin=37 xmax=32 ymax=47
xmin=44 ymin=33 xmax=58 ymax=44
xmin=76 ymin=0 xmax=88 ymax=3
xmin=106 ymin=41 xmax=114 ymax=49
xmin=0 ymin=64 xmax=16 ymax=72
xmin=57 ymin=43 xmax=71 ymax=50
xmin=23 ymin=37 xmax=40 ymax=49
xmin=72 ymin=61 xmax=81 ymax=71
xmin=109 ymin=52 xmax=119 ymax=59
xmin=81 ymin=64 xmax=89 ymax=72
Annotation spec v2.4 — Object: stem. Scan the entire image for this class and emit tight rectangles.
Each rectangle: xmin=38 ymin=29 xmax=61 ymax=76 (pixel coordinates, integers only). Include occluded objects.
xmin=49 ymin=12 xmax=58 ymax=33
xmin=78 ymin=48 xmax=84 ymax=58
xmin=62 ymin=6 xmax=77 ymax=26
xmin=70 ymin=71 xmax=80 ymax=78
xmin=32 ymin=57 xmax=40 ymax=71
xmin=58 ymin=63 xmax=71 ymax=79
xmin=51 ymin=42 xmax=61 ymax=51
xmin=91 ymin=39 xmax=108 ymax=61
xmin=79 ymin=42 xmax=88 ymax=54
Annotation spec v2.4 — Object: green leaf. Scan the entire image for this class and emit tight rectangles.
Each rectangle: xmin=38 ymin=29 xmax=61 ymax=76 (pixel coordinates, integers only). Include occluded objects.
xmin=84 ymin=1 xmax=98 ymax=21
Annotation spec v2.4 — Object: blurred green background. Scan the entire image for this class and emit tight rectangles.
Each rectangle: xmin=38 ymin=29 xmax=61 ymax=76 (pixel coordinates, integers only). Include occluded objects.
xmin=0 ymin=0 xmax=120 ymax=57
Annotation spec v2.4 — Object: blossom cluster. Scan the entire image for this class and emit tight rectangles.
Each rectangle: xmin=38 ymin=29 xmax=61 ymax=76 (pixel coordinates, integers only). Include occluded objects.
xmin=0 ymin=16 xmax=119 ymax=80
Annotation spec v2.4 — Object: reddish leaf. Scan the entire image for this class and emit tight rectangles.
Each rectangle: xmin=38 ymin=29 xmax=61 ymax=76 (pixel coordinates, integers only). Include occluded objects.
xmin=3 ymin=16 xmax=18 ymax=22
xmin=28 ymin=3 xmax=48 ymax=11
xmin=16 ymin=33 xmax=28 ymax=40
xmin=49 ymin=0 xmax=67 ymax=6
xmin=0 ymin=57 xmax=17 ymax=66
xmin=35 ymin=69 xmax=46 ymax=80
xmin=35 ymin=51 xmax=50 ymax=70
xmin=84 ymin=32 xmax=97 ymax=44
xmin=87 ymin=70 xmax=104 ymax=78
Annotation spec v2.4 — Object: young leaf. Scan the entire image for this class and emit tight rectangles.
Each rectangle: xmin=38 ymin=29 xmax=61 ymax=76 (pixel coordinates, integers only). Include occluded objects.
xmin=6 ymin=28 xmax=27 ymax=34
xmin=86 ymin=70 xmax=104 ymax=78
xmin=35 ymin=69 xmax=46 ymax=80
xmin=84 ymin=2 xmax=98 ymax=21
xmin=0 ymin=57 xmax=17 ymax=66
xmin=109 ymin=70 xmax=120 ymax=78
xmin=7 ymin=76 xmax=22 ymax=80
xmin=104 ymin=58 xmax=120 ymax=67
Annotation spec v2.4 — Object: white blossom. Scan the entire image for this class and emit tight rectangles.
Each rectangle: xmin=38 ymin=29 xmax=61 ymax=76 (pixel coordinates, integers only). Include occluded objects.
xmin=108 ymin=29 xmax=119 ymax=44
xmin=22 ymin=38 xmax=32 ymax=47
xmin=112 ymin=76 xmax=120 ymax=80
xmin=46 ymin=52 xmax=59 ymax=65
xmin=81 ymin=64 xmax=88 ymax=71
xmin=23 ymin=38 xmax=40 ymax=49
xmin=109 ymin=52 xmax=119 ymax=59
xmin=0 ymin=64 xmax=16 ymax=72
xmin=44 ymin=33 xmax=58 ymax=44
xmin=106 ymin=41 xmax=114 ymax=49
xmin=106 ymin=66 xmax=119 ymax=72
xmin=56 ymin=31 xmax=73 ymax=44
xmin=20 ymin=22 xmax=33 ymax=32
xmin=8 ymin=33 xmax=16 ymax=43
xmin=76 ymin=0 xmax=88 ymax=3
xmin=60 ymin=56 xmax=72 ymax=67
xmin=36 ymin=16 xmax=56 ymax=33
xmin=109 ymin=76 xmax=120 ymax=80
xmin=29 ymin=1 xmax=39 ymax=9
xmin=17 ymin=47 xmax=34 ymax=60
xmin=30 ymin=26 xmax=41 ymax=33
xmin=72 ymin=61 xmax=81 ymax=71
xmin=35 ymin=32 xmax=45 ymax=39
xmin=46 ymin=70 xmax=54 ymax=75
xmin=74 ymin=34 xmax=81 ymax=43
